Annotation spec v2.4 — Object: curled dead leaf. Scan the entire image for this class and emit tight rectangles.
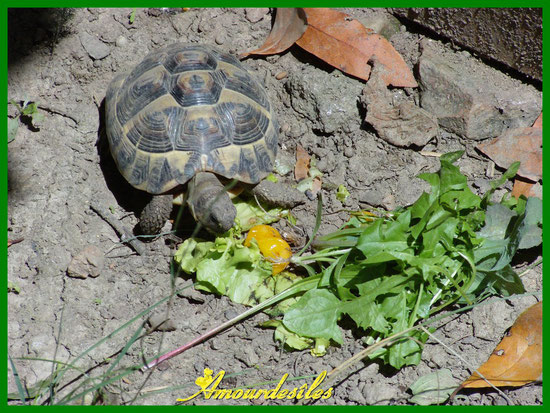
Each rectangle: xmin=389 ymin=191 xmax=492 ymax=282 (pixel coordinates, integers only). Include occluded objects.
xmin=511 ymin=177 xmax=536 ymax=199
xmin=477 ymin=126 xmax=542 ymax=182
xmin=460 ymin=301 xmax=542 ymax=389
xmin=532 ymin=112 xmax=542 ymax=129
xmin=239 ymin=8 xmax=307 ymax=58
xmin=311 ymin=176 xmax=322 ymax=196
xmin=296 ymin=8 xmax=417 ymax=87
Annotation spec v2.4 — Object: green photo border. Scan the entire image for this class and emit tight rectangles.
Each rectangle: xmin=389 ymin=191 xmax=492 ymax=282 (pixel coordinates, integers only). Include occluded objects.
xmin=3 ymin=1 xmax=546 ymax=409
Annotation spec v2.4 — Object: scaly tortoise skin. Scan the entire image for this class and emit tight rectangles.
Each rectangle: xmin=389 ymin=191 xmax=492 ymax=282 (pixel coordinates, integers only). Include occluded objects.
xmin=105 ymin=43 xmax=278 ymax=234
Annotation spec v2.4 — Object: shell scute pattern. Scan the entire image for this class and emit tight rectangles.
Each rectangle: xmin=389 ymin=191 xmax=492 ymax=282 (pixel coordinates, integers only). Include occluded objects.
xmin=107 ymin=43 xmax=278 ymax=194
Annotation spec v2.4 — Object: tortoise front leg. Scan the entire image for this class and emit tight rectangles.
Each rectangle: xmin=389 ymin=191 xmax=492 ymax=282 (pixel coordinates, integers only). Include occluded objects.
xmin=138 ymin=194 xmax=173 ymax=235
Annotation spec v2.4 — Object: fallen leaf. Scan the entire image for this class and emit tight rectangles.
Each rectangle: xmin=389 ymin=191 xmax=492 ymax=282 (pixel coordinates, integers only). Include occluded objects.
xmin=239 ymin=8 xmax=307 ymax=58
xmin=294 ymin=144 xmax=310 ymax=181
xmin=311 ymin=176 xmax=322 ymax=196
xmin=461 ymin=301 xmax=542 ymax=389
xmin=532 ymin=112 xmax=542 ymax=129
xmin=509 ymin=113 xmax=542 ymax=199
xmin=296 ymin=8 xmax=418 ymax=87
xmin=477 ymin=126 xmax=542 ymax=182
xmin=511 ymin=177 xmax=535 ymax=199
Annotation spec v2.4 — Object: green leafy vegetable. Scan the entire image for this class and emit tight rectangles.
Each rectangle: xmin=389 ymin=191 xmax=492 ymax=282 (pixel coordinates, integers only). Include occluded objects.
xmin=175 ymin=151 xmax=541 ymax=370
xmin=280 ymin=151 xmax=537 ymax=368
xmin=233 ymin=196 xmax=289 ymax=231
xmin=174 ymin=231 xmax=300 ymax=311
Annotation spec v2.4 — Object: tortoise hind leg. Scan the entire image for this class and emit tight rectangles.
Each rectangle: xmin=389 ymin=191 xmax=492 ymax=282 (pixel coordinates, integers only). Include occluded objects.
xmin=138 ymin=194 xmax=173 ymax=235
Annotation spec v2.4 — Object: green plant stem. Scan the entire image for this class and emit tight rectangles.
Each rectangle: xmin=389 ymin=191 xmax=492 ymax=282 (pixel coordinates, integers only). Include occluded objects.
xmin=141 ymin=274 xmax=323 ymax=370
xmin=292 ymin=247 xmax=352 ymax=265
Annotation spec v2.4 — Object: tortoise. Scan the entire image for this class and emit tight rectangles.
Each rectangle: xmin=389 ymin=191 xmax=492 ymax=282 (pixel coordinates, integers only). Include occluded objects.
xmin=105 ymin=43 xmax=280 ymax=235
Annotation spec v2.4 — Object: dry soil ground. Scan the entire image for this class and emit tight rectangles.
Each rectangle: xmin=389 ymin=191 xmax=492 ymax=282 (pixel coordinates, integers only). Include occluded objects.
xmin=7 ymin=8 xmax=542 ymax=406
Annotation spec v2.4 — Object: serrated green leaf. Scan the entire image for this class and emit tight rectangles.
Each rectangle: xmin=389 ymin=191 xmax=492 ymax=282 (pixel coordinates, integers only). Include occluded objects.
xmin=21 ymin=102 xmax=38 ymax=116
xmin=439 ymin=150 xmax=464 ymax=164
xmin=476 ymin=204 xmax=515 ymax=240
xmin=8 ymin=118 xmax=19 ymax=143
xmin=268 ymin=320 xmax=313 ymax=350
xmin=518 ymin=225 xmax=542 ymax=250
xmin=409 ymin=369 xmax=457 ymax=405
xmin=283 ymin=289 xmax=343 ymax=344
xmin=31 ymin=110 xmax=45 ymax=127
xmin=518 ymin=196 xmax=542 ymax=249
xmin=356 ymin=211 xmax=411 ymax=258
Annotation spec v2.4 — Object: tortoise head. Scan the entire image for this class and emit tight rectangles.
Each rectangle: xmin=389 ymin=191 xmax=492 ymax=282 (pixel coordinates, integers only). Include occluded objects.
xmin=187 ymin=172 xmax=237 ymax=233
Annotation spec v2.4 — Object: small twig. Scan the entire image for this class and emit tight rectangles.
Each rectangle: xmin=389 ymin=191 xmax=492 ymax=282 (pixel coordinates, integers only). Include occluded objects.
xmin=419 ymin=326 xmax=515 ymax=406
xmin=37 ymin=103 xmax=79 ymax=125
xmin=8 ymin=238 xmax=24 ymax=247
xmin=89 ymin=202 xmax=147 ymax=256
xmin=420 ymin=151 xmax=442 ymax=157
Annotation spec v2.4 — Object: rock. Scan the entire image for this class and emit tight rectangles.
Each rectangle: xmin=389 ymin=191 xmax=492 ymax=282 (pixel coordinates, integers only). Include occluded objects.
xmin=66 ymin=245 xmax=105 ymax=279
xmin=177 ymin=286 xmax=206 ymax=304
xmin=147 ymin=314 xmax=177 ymax=332
xmin=470 ymin=300 xmax=512 ymax=341
xmin=358 ymin=189 xmax=385 ymax=208
xmin=286 ymin=68 xmax=364 ymax=134
xmin=250 ymin=180 xmax=307 ymax=208
xmin=362 ymin=70 xmax=439 ymax=147
xmin=79 ymin=32 xmax=110 ymax=60
xmin=115 ymin=35 xmax=128 ymax=47
xmin=244 ymin=8 xmax=269 ymax=23
xmin=214 ymin=31 xmax=226 ymax=45
xmin=417 ymin=39 xmax=542 ymax=140
xmin=358 ymin=12 xmax=402 ymax=40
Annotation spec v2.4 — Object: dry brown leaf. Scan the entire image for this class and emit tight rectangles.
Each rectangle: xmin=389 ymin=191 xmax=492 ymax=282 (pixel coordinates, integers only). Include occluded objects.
xmin=477 ymin=125 xmax=542 ymax=182
xmin=461 ymin=302 xmax=542 ymax=389
xmin=532 ymin=112 xmax=542 ymax=129
xmin=311 ymin=176 xmax=322 ymax=196
xmin=294 ymin=144 xmax=310 ymax=181
xmin=511 ymin=177 xmax=535 ymax=199
xmin=296 ymin=8 xmax=417 ymax=87
xmin=239 ymin=8 xmax=307 ymax=58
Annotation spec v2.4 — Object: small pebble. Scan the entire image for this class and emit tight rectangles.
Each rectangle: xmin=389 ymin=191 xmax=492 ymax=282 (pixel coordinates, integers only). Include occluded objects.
xmin=147 ymin=314 xmax=177 ymax=332
xmin=344 ymin=147 xmax=355 ymax=158
xmin=66 ymin=245 xmax=105 ymax=279
xmin=275 ymin=71 xmax=288 ymax=80
xmin=280 ymin=122 xmax=290 ymax=133
xmin=79 ymin=32 xmax=110 ymax=60
xmin=115 ymin=35 xmax=128 ymax=47
xmin=215 ymin=31 xmax=226 ymax=45
xmin=245 ymin=8 xmax=268 ymax=23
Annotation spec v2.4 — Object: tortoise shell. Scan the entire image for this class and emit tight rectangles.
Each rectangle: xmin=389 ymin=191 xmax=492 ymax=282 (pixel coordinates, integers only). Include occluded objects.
xmin=105 ymin=43 xmax=278 ymax=194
